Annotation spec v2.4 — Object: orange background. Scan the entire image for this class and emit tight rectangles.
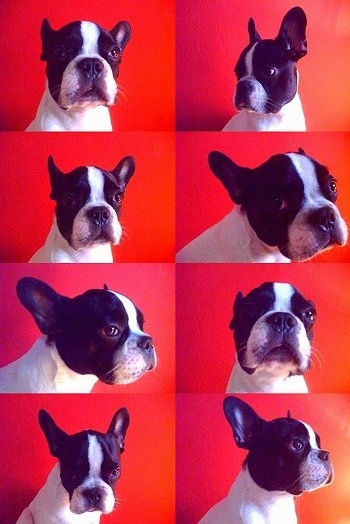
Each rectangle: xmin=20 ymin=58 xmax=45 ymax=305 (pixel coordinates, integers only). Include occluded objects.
xmin=0 ymin=263 xmax=175 ymax=394
xmin=176 ymin=132 xmax=350 ymax=263
xmin=0 ymin=0 xmax=175 ymax=131
xmin=176 ymin=393 xmax=350 ymax=524
xmin=0 ymin=132 xmax=175 ymax=263
xmin=176 ymin=0 xmax=350 ymax=131
xmin=176 ymin=263 xmax=350 ymax=393
xmin=0 ymin=393 xmax=175 ymax=523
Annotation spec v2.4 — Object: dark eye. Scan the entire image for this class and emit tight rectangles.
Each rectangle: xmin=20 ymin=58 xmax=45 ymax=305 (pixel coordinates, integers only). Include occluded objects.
xmin=113 ymin=192 xmax=124 ymax=204
xmin=101 ymin=325 xmax=119 ymax=337
xmin=110 ymin=47 xmax=121 ymax=60
xmin=305 ymin=308 xmax=316 ymax=322
xmin=54 ymin=45 xmax=67 ymax=58
xmin=62 ymin=194 xmax=76 ymax=206
xmin=272 ymin=197 xmax=287 ymax=210
xmin=329 ymin=180 xmax=337 ymax=193
xmin=290 ymin=438 xmax=304 ymax=451
xmin=263 ymin=66 xmax=277 ymax=77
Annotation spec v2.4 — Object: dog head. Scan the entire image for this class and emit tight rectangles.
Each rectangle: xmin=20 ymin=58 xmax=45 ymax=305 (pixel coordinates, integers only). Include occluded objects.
xmin=208 ymin=149 xmax=348 ymax=261
xmin=39 ymin=408 xmax=129 ymax=514
xmin=16 ymin=277 xmax=156 ymax=385
xmin=40 ymin=19 xmax=131 ymax=109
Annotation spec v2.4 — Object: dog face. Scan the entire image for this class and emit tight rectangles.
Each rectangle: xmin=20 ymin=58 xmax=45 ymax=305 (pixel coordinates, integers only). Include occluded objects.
xmin=208 ymin=149 xmax=348 ymax=261
xmin=40 ymin=19 xmax=131 ymax=109
xmin=48 ymin=155 xmax=135 ymax=251
xmin=230 ymin=282 xmax=316 ymax=378
xmin=234 ymin=7 xmax=307 ymax=114
xmin=39 ymin=408 xmax=129 ymax=514
xmin=16 ymin=277 xmax=156 ymax=385
xmin=224 ymin=396 xmax=333 ymax=495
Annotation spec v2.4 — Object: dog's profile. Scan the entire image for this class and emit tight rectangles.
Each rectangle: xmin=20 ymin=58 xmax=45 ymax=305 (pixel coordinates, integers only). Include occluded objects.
xmin=198 ymin=396 xmax=333 ymax=524
xmin=0 ymin=277 xmax=157 ymax=392
xmin=16 ymin=408 xmax=130 ymax=523
xmin=222 ymin=7 xmax=307 ymax=131
xmin=26 ymin=19 xmax=131 ymax=131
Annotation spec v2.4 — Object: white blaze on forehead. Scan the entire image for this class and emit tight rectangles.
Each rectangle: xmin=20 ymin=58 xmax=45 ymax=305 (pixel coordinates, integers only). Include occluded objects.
xmin=80 ymin=21 xmax=100 ymax=56
xmin=87 ymin=167 xmax=106 ymax=204
xmin=286 ymin=153 xmax=326 ymax=205
xmin=301 ymin=421 xmax=320 ymax=449
xmin=241 ymin=42 xmax=258 ymax=80
xmin=87 ymin=434 xmax=104 ymax=479
xmin=111 ymin=291 xmax=146 ymax=336
xmin=272 ymin=283 xmax=294 ymax=312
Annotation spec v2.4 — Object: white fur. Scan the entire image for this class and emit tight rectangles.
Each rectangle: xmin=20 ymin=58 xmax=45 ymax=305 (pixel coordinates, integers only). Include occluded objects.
xmin=176 ymin=207 xmax=290 ymax=263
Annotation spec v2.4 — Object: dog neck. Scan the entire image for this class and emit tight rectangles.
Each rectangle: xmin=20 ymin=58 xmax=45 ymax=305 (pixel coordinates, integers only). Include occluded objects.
xmin=226 ymin=362 xmax=308 ymax=393
xmin=26 ymin=464 xmax=102 ymax=524
xmin=26 ymin=85 xmax=112 ymax=131
xmin=0 ymin=336 xmax=98 ymax=393
xmin=29 ymin=219 xmax=114 ymax=263
xmin=226 ymin=468 xmax=297 ymax=524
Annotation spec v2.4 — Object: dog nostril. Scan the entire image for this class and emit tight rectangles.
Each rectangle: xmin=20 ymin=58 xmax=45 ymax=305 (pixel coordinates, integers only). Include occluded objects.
xmin=318 ymin=450 xmax=330 ymax=461
xmin=87 ymin=207 xmax=110 ymax=226
xmin=138 ymin=335 xmax=153 ymax=350
xmin=84 ymin=488 xmax=103 ymax=505
xmin=78 ymin=58 xmax=103 ymax=79
xmin=267 ymin=312 xmax=297 ymax=332
xmin=310 ymin=207 xmax=336 ymax=231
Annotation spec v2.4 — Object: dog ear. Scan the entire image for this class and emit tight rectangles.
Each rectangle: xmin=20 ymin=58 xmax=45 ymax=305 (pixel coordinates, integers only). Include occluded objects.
xmin=208 ymin=151 xmax=246 ymax=204
xmin=48 ymin=155 xmax=66 ymax=199
xmin=248 ymin=18 xmax=261 ymax=44
xmin=103 ymin=284 xmax=109 ymax=290
xmin=108 ymin=408 xmax=130 ymax=453
xmin=40 ymin=19 xmax=54 ymax=61
xmin=275 ymin=7 xmax=307 ymax=60
xmin=223 ymin=396 xmax=263 ymax=449
xmin=110 ymin=21 xmax=132 ymax=52
xmin=16 ymin=277 xmax=68 ymax=335
xmin=229 ymin=291 xmax=244 ymax=330
xmin=39 ymin=409 xmax=68 ymax=458
xmin=298 ymin=147 xmax=306 ymax=155
xmin=111 ymin=156 xmax=136 ymax=190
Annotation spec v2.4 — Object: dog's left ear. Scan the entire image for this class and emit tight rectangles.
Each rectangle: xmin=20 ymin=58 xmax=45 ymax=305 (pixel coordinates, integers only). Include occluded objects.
xmin=110 ymin=21 xmax=131 ymax=51
xmin=208 ymin=151 xmax=247 ymax=205
xmin=108 ymin=407 xmax=130 ymax=453
xmin=298 ymin=147 xmax=306 ymax=155
xmin=247 ymin=17 xmax=261 ymax=44
xmin=111 ymin=156 xmax=136 ymax=189
xmin=276 ymin=7 xmax=307 ymax=60
xmin=39 ymin=409 xmax=68 ymax=458
xmin=224 ymin=397 xmax=264 ymax=450
xmin=229 ymin=291 xmax=244 ymax=330
xmin=103 ymin=284 xmax=109 ymax=291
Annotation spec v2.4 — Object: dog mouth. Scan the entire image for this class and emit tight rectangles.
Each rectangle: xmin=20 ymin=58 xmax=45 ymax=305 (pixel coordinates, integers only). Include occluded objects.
xmin=262 ymin=343 xmax=300 ymax=364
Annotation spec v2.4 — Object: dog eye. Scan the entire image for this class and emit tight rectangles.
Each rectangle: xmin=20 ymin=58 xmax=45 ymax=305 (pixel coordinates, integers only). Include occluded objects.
xmin=101 ymin=325 xmax=119 ymax=337
xmin=263 ymin=66 xmax=277 ymax=77
xmin=62 ymin=194 xmax=76 ymax=206
xmin=329 ymin=180 xmax=337 ymax=193
xmin=110 ymin=47 xmax=121 ymax=60
xmin=113 ymin=192 xmax=124 ymax=203
xmin=272 ymin=197 xmax=287 ymax=210
xmin=305 ymin=309 xmax=316 ymax=322
xmin=54 ymin=46 xmax=67 ymax=58
xmin=290 ymin=438 xmax=304 ymax=451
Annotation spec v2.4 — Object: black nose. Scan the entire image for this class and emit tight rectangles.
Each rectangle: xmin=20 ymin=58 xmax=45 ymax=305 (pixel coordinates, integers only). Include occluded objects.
xmin=83 ymin=487 xmax=104 ymax=505
xmin=137 ymin=335 xmax=153 ymax=350
xmin=266 ymin=312 xmax=297 ymax=333
xmin=87 ymin=206 xmax=110 ymax=227
xmin=309 ymin=207 xmax=336 ymax=232
xmin=318 ymin=449 xmax=330 ymax=461
xmin=78 ymin=57 xmax=104 ymax=80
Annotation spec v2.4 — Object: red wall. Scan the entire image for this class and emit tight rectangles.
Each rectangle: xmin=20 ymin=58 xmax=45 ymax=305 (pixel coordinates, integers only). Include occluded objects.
xmin=0 ymin=393 xmax=175 ymax=523
xmin=0 ymin=0 xmax=175 ymax=131
xmin=176 ymin=132 xmax=350 ymax=263
xmin=177 ymin=394 xmax=350 ymax=524
xmin=176 ymin=0 xmax=350 ymax=131
xmin=0 ymin=132 xmax=175 ymax=263
xmin=0 ymin=263 xmax=175 ymax=395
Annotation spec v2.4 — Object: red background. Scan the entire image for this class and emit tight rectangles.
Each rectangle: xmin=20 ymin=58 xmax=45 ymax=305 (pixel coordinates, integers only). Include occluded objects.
xmin=0 ymin=393 xmax=175 ymax=523
xmin=0 ymin=263 xmax=175 ymax=394
xmin=176 ymin=0 xmax=350 ymax=131
xmin=176 ymin=263 xmax=350 ymax=393
xmin=0 ymin=132 xmax=175 ymax=263
xmin=176 ymin=393 xmax=350 ymax=524
xmin=0 ymin=0 xmax=175 ymax=131
xmin=176 ymin=132 xmax=350 ymax=263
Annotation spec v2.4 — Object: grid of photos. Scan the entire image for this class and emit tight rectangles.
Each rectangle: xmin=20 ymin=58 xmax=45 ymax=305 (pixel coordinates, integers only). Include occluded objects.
xmin=0 ymin=1 xmax=349 ymax=523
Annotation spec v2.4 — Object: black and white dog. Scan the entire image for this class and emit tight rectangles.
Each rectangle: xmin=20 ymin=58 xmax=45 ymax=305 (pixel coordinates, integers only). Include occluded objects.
xmin=29 ymin=155 xmax=135 ymax=263
xmin=227 ymin=282 xmax=317 ymax=393
xmin=0 ymin=277 xmax=156 ymax=392
xmin=176 ymin=149 xmax=348 ymax=263
xmin=26 ymin=19 xmax=131 ymax=131
xmin=199 ymin=397 xmax=333 ymax=524
xmin=222 ymin=7 xmax=307 ymax=131
xmin=16 ymin=408 xmax=130 ymax=523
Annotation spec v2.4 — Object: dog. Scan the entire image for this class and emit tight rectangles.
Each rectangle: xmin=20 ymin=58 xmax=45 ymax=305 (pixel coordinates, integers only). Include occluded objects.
xmin=226 ymin=282 xmax=317 ymax=393
xmin=198 ymin=396 xmax=333 ymax=524
xmin=222 ymin=7 xmax=307 ymax=131
xmin=0 ymin=277 xmax=156 ymax=392
xmin=176 ymin=149 xmax=348 ymax=263
xmin=16 ymin=408 xmax=130 ymax=523
xmin=26 ymin=18 xmax=131 ymax=131
xmin=29 ymin=155 xmax=135 ymax=263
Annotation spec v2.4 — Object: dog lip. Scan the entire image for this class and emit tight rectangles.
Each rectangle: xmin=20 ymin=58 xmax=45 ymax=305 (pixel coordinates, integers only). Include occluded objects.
xmin=262 ymin=343 xmax=301 ymax=364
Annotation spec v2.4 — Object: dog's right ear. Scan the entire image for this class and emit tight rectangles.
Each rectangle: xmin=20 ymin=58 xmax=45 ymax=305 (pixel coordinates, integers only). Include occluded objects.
xmin=208 ymin=151 xmax=246 ymax=205
xmin=48 ymin=156 xmax=65 ymax=199
xmin=229 ymin=291 xmax=244 ymax=330
xmin=108 ymin=407 xmax=130 ymax=453
xmin=247 ymin=17 xmax=261 ymax=44
xmin=16 ymin=277 xmax=68 ymax=335
xmin=40 ymin=19 xmax=54 ymax=61
xmin=223 ymin=396 xmax=263 ymax=449
xmin=39 ymin=409 xmax=68 ymax=458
